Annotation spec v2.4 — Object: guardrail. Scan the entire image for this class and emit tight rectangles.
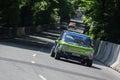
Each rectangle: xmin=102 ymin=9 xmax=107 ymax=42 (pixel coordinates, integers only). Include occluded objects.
xmin=94 ymin=40 xmax=120 ymax=72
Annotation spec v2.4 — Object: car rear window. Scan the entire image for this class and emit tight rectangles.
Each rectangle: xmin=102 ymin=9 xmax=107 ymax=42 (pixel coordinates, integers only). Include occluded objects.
xmin=63 ymin=33 xmax=91 ymax=47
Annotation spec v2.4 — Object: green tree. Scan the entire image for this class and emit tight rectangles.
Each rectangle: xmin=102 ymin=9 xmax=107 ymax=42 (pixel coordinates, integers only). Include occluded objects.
xmin=20 ymin=0 xmax=35 ymax=27
xmin=0 ymin=0 xmax=20 ymax=27
xmin=58 ymin=0 xmax=80 ymax=23
xmin=0 ymin=0 xmax=82 ymax=35
xmin=80 ymin=0 xmax=120 ymax=43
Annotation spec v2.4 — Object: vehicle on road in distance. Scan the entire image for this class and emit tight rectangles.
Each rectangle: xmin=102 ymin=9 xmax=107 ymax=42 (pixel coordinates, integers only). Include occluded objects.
xmin=50 ymin=30 xmax=94 ymax=67
xmin=68 ymin=22 xmax=76 ymax=29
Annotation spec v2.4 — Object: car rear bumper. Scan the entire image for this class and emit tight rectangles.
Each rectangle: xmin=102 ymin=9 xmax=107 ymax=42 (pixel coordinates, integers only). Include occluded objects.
xmin=58 ymin=50 xmax=92 ymax=62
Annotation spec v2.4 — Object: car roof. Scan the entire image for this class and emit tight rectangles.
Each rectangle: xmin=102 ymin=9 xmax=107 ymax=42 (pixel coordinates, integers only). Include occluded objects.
xmin=63 ymin=31 xmax=91 ymax=41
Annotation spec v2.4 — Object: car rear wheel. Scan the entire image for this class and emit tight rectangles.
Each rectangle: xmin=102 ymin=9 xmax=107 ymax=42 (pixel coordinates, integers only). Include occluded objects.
xmin=50 ymin=46 xmax=56 ymax=57
xmin=81 ymin=61 xmax=86 ymax=65
xmin=50 ymin=49 xmax=55 ymax=57
xmin=87 ymin=60 xmax=93 ymax=67
xmin=55 ymin=52 xmax=60 ymax=59
xmin=54 ymin=44 xmax=61 ymax=59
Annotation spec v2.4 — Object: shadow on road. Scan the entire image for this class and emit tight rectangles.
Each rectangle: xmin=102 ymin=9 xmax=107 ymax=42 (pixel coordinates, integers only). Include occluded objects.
xmin=0 ymin=29 xmax=106 ymax=70
xmin=0 ymin=40 xmax=52 ymax=54
xmin=0 ymin=56 xmax=106 ymax=80
xmin=0 ymin=29 xmax=61 ymax=54
xmin=59 ymin=58 xmax=102 ymax=70
xmin=33 ymin=30 xmax=60 ymax=40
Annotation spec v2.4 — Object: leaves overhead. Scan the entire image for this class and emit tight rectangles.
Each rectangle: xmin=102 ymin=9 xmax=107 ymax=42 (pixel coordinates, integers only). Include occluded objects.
xmin=0 ymin=0 xmax=80 ymax=27
xmin=0 ymin=0 xmax=119 ymax=43
xmin=81 ymin=0 xmax=120 ymax=43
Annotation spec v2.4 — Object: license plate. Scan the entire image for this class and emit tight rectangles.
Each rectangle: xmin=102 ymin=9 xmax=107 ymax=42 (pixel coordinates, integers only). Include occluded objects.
xmin=72 ymin=53 xmax=80 ymax=57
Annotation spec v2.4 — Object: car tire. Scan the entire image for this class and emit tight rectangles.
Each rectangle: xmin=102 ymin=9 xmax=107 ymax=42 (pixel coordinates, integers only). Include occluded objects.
xmin=50 ymin=48 xmax=55 ymax=57
xmin=87 ymin=60 xmax=92 ymax=67
xmin=55 ymin=52 xmax=60 ymax=59
xmin=54 ymin=44 xmax=61 ymax=59
xmin=50 ymin=43 xmax=57 ymax=57
xmin=81 ymin=61 xmax=85 ymax=65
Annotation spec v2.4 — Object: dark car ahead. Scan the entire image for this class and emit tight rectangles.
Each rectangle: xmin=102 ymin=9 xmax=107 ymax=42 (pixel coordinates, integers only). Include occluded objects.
xmin=50 ymin=31 xmax=94 ymax=67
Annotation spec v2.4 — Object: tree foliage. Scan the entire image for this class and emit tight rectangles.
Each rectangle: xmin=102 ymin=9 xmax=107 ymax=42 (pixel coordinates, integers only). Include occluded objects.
xmin=0 ymin=0 xmax=20 ymax=27
xmin=0 ymin=0 xmax=80 ymax=27
xmin=1 ymin=0 xmax=119 ymax=43
xmin=81 ymin=0 xmax=120 ymax=44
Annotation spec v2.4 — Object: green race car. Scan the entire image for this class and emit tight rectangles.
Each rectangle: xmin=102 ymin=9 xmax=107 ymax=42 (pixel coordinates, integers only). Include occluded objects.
xmin=50 ymin=31 xmax=94 ymax=67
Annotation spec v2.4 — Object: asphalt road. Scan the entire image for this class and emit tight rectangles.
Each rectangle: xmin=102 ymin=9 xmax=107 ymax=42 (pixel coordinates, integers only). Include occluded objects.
xmin=0 ymin=29 xmax=120 ymax=80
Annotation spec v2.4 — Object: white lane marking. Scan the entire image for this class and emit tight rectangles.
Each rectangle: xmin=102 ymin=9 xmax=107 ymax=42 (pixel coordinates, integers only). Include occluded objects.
xmin=39 ymin=74 xmax=47 ymax=80
xmin=31 ymin=61 xmax=35 ymax=64
xmin=33 ymin=54 xmax=37 ymax=57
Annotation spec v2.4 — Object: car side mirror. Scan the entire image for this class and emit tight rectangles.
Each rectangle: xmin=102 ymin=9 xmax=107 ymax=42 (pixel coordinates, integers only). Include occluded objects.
xmin=55 ymin=40 xmax=58 ymax=43
xmin=91 ymin=44 xmax=94 ymax=48
xmin=57 ymin=37 xmax=61 ymax=40
xmin=55 ymin=38 xmax=60 ymax=43
xmin=91 ymin=40 xmax=94 ymax=48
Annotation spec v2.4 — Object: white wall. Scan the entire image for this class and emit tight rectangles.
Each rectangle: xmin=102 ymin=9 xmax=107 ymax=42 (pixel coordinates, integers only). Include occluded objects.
xmin=94 ymin=40 xmax=120 ymax=72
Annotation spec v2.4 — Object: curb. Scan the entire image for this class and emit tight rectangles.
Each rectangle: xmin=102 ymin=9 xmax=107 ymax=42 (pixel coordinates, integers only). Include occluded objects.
xmin=95 ymin=58 xmax=120 ymax=73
